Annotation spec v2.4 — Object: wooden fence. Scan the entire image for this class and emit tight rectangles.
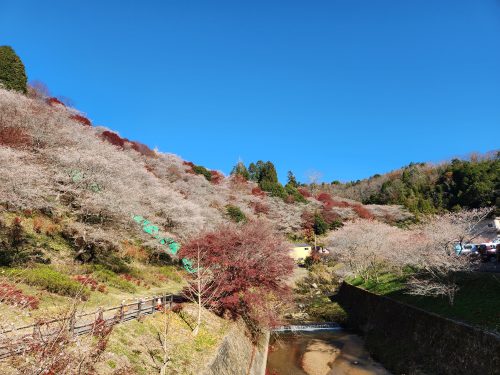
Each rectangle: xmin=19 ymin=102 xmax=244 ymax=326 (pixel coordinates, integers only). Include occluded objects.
xmin=0 ymin=292 xmax=181 ymax=360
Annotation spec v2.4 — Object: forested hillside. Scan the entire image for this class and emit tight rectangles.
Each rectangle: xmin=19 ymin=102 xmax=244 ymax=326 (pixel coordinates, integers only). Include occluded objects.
xmin=320 ymin=156 xmax=499 ymax=215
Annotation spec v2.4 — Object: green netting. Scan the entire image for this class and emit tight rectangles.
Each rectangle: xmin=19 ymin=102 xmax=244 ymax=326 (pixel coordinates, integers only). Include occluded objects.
xmin=182 ymin=258 xmax=196 ymax=273
xmin=133 ymin=215 xmax=190 ymax=270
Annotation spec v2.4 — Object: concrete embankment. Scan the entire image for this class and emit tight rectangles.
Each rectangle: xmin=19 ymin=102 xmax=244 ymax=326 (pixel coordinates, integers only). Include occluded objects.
xmin=202 ymin=322 xmax=269 ymax=375
xmin=333 ymin=282 xmax=500 ymax=375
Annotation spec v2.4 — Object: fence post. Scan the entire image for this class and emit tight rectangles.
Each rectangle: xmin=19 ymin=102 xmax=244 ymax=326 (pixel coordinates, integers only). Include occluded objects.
xmin=137 ymin=299 xmax=142 ymax=319
xmin=119 ymin=302 xmax=124 ymax=322
xmin=96 ymin=307 xmax=104 ymax=328
xmin=69 ymin=312 xmax=76 ymax=335
xmin=32 ymin=323 xmax=39 ymax=339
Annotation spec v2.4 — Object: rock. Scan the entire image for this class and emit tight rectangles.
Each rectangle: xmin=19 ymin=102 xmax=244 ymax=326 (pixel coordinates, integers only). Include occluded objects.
xmin=301 ymin=339 xmax=340 ymax=375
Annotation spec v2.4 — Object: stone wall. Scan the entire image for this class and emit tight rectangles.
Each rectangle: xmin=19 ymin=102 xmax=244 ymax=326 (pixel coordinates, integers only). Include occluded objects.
xmin=202 ymin=323 xmax=269 ymax=375
xmin=333 ymin=282 xmax=500 ymax=375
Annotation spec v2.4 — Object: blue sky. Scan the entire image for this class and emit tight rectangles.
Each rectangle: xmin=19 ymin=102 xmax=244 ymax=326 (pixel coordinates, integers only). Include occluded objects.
xmin=1 ymin=1 xmax=499 ymax=183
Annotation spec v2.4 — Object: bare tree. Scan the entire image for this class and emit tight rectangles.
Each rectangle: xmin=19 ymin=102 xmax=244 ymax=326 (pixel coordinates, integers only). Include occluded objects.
xmin=329 ymin=219 xmax=406 ymax=282
xmin=404 ymin=208 xmax=492 ymax=304
xmin=307 ymin=170 xmax=323 ymax=196
xmin=330 ymin=209 xmax=493 ymax=305
xmin=182 ymin=246 xmax=220 ymax=336
xmin=144 ymin=303 xmax=173 ymax=375
xmin=1 ymin=293 xmax=113 ymax=375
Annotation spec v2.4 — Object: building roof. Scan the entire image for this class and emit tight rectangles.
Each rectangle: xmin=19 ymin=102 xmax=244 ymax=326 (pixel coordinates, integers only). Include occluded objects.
xmin=293 ymin=243 xmax=311 ymax=247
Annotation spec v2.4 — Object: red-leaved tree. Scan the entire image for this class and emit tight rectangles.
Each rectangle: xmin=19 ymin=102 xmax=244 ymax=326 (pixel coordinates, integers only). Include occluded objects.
xmin=178 ymin=220 xmax=294 ymax=329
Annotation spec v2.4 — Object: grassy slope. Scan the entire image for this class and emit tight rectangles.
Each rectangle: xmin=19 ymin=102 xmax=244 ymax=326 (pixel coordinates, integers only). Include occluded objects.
xmin=350 ymin=272 xmax=500 ymax=333
xmin=0 ymin=212 xmax=185 ymax=327
xmin=95 ymin=305 xmax=229 ymax=375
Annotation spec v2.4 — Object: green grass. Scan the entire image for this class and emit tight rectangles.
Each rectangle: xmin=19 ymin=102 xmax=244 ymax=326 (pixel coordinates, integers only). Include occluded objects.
xmin=304 ymin=296 xmax=347 ymax=323
xmin=349 ymin=272 xmax=500 ymax=333
xmin=157 ymin=265 xmax=183 ymax=284
xmin=92 ymin=265 xmax=137 ymax=293
xmin=3 ymin=266 xmax=90 ymax=298
xmin=349 ymin=272 xmax=407 ymax=295
xmin=105 ymin=306 xmax=228 ymax=374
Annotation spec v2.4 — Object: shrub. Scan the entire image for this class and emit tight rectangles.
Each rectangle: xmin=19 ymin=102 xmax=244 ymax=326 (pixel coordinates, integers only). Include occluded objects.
xmin=0 ymin=46 xmax=27 ymax=93
xmin=230 ymin=174 xmax=248 ymax=187
xmin=329 ymin=219 xmax=344 ymax=230
xmin=100 ymin=130 xmax=126 ymax=148
xmin=324 ymin=200 xmax=350 ymax=208
xmin=32 ymin=217 xmax=43 ymax=233
xmin=0 ymin=127 xmax=32 ymax=148
xmin=69 ymin=114 xmax=92 ymax=127
xmin=73 ymin=274 xmax=105 ymax=292
xmin=316 ymin=192 xmax=333 ymax=203
xmin=285 ymin=185 xmax=307 ymax=204
xmin=122 ymin=241 xmax=148 ymax=261
xmin=121 ymin=274 xmax=144 ymax=287
xmin=0 ymin=217 xmax=48 ymax=266
xmin=5 ymin=266 xmax=89 ymax=298
xmin=0 ymin=282 xmax=39 ymax=309
xmin=297 ymin=187 xmax=312 ymax=198
xmin=46 ymin=97 xmax=65 ymax=107
xmin=192 ymin=165 xmax=212 ymax=181
xmin=226 ymin=205 xmax=247 ymax=223
xmin=62 ymin=228 xmax=130 ymax=274
xmin=251 ymin=186 xmax=266 ymax=198
xmin=300 ymin=211 xmax=315 ymax=231
xmin=259 ymin=180 xmax=287 ymax=199
xmin=129 ymin=141 xmax=156 ymax=158
xmin=210 ymin=170 xmax=224 ymax=184
xmin=252 ymin=201 xmax=270 ymax=215
xmin=147 ymin=247 xmax=174 ymax=266
xmin=352 ymin=204 xmax=374 ymax=219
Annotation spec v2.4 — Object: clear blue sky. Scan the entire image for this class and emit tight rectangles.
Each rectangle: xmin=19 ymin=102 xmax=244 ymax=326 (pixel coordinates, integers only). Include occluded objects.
xmin=2 ymin=1 xmax=499 ymax=183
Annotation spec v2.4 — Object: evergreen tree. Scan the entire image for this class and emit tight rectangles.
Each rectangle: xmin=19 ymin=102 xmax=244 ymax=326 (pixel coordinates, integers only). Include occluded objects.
xmin=230 ymin=161 xmax=250 ymax=180
xmin=260 ymin=161 xmax=278 ymax=184
xmin=248 ymin=162 xmax=258 ymax=181
xmin=286 ymin=171 xmax=298 ymax=188
xmin=313 ymin=214 xmax=329 ymax=235
xmin=0 ymin=46 xmax=27 ymax=93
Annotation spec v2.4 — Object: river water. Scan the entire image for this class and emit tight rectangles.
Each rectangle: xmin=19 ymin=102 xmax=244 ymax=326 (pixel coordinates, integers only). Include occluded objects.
xmin=266 ymin=326 xmax=391 ymax=375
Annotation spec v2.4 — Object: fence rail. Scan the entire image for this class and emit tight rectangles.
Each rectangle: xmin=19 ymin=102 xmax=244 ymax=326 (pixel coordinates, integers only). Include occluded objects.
xmin=0 ymin=292 xmax=184 ymax=360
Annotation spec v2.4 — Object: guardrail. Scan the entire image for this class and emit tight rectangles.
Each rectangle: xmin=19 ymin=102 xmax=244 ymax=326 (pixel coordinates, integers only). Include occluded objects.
xmin=0 ymin=292 xmax=183 ymax=360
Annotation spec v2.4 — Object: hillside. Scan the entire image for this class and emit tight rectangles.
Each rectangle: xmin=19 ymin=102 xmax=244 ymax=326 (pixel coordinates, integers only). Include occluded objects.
xmin=319 ymin=156 xmax=499 ymax=215
xmin=0 ymin=87 xmax=409 ymax=245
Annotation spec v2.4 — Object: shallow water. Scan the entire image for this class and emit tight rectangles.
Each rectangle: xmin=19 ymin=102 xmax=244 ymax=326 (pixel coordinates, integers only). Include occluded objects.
xmin=266 ymin=329 xmax=391 ymax=375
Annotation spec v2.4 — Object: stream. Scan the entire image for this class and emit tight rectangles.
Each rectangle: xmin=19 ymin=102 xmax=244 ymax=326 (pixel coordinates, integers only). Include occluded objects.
xmin=266 ymin=325 xmax=391 ymax=375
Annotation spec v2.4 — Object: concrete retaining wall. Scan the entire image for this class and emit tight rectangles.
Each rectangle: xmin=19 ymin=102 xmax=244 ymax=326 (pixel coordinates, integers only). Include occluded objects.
xmin=333 ymin=282 xmax=500 ymax=375
xmin=203 ymin=323 xmax=269 ymax=375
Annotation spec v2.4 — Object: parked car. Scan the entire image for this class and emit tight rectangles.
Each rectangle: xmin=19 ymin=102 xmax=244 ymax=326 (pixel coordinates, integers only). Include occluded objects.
xmin=455 ymin=243 xmax=478 ymax=255
xmin=478 ymin=243 xmax=497 ymax=261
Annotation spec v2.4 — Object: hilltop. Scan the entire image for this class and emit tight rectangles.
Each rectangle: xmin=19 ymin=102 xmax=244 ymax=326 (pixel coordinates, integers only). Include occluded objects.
xmin=319 ymin=155 xmax=499 ymax=216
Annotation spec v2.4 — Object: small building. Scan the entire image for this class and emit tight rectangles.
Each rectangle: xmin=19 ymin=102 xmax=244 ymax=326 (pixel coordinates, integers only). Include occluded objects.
xmin=290 ymin=243 xmax=312 ymax=263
